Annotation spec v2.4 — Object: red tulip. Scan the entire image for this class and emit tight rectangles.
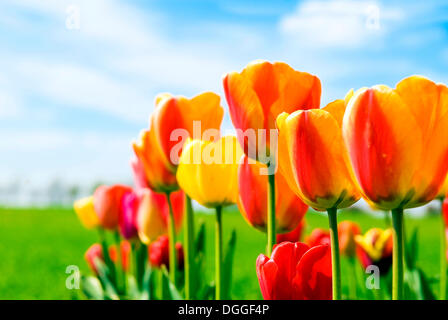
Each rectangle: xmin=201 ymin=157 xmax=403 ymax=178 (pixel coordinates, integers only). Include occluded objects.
xmin=276 ymin=220 xmax=306 ymax=244
xmin=256 ymin=242 xmax=332 ymax=300
xmin=338 ymin=221 xmax=361 ymax=258
xmin=85 ymin=243 xmax=103 ymax=275
xmin=306 ymin=228 xmax=331 ymax=247
xmin=93 ymin=184 xmax=133 ymax=230
xmin=119 ymin=191 xmax=140 ymax=239
xmin=238 ymin=155 xmax=308 ymax=233
xmin=149 ymin=235 xmax=184 ymax=270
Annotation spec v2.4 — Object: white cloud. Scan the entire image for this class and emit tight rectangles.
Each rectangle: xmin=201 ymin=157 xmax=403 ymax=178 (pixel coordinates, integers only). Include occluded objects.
xmin=279 ymin=0 xmax=403 ymax=48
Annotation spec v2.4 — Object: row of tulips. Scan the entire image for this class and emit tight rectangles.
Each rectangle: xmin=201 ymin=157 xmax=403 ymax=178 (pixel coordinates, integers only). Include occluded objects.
xmin=74 ymin=59 xmax=448 ymax=300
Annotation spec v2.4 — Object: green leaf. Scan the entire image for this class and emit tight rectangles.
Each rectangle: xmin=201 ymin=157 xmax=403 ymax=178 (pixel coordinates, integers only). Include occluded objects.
xmin=221 ymin=229 xmax=237 ymax=300
xmin=195 ymin=220 xmax=206 ymax=255
xmin=140 ymin=262 xmax=154 ymax=300
xmin=94 ymin=259 xmax=120 ymax=300
xmin=135 ymin=243 xmax=148 ymax=290
xmin=161 ymin=266 xmax=183 ymax=300
xmin=81 ymin=276 xmax=104 ymax=300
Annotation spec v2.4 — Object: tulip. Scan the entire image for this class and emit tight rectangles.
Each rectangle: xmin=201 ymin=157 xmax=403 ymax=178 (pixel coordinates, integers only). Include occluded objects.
xmin=276 ymin=94 xmax=360 ymax=299
xmin=276 ymin=220 xmax=306 ymax=244
xmin=306 ymin=228 xmax=331 ymax=247
xmin=343 ymin=76 xmax=448 ymax=299
xmin=437 ymin=177 xmax=448 ymax=200
xmin=149 ymin=235 xmax=184 ymax=270
xmin=85 ymin=243 xmax=103 ymax=275
xmin=224 ymin=60 xmax=321 ymax=257
xmin=338 ymin=221 xmax=361 ymax=258
xmin=355 ymin=228 xmax=393 ymax=275
xmin=238 ymin=155 xmax=308 ymax=234
xmin=256 ymin=242 xmax=332 ymax=300
xmin=137 ymin=188 xmax=184 ymax=283
xmin=177 ymin=136 xmax=243 ymax=299
xmin=73 ymin=196 xmax=100 ymax=229
xmin=93 ymin=184 xmax=133 ymax=230
xmin=135 ymin=92 xmax=223 ymax=297
xmin=137 ymin=188 xmax=184 ymax=244
xmin=119 ymin=191 xmax=139 ymax=240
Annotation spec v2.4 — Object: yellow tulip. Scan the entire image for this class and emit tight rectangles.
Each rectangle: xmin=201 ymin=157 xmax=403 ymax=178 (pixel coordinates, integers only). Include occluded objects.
xmin=73 ymin=196 xmax=100 ymax=229
xmin=176 ymin=136 xmax=243 ymax=208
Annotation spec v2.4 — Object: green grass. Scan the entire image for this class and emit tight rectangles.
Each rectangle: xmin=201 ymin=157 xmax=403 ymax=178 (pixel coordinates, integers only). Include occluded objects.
xmin=0 ymin=206 xmax=443 ymax=299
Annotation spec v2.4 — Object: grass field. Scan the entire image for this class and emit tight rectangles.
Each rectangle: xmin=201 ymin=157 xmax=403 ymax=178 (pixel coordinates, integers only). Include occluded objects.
xmin=0 ymin=206 xmax=443 ymax=299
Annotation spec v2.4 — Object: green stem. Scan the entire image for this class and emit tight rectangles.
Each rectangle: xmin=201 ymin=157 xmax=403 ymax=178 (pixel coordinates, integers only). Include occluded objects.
xmin=391 ymin=207 xmax=404 ymax=300
xmin=267 ymin=173 xmax=276 ymax=257
xmin=327 ymin=207 xmax=342 ymax=300
xmin=114 ymin=230 xmax=126 ymax=295
xmin=165 ymin=192 xmax=177 ymax=284
xmin=98 ymin=228 xmax=116 ymax=286
xmin=440 ymin=199 xmax=447 ymax=300
xmin=184 ymin=194 xmax=195 ymax=300
xmin=348 ymin=256 xmax=357 ymax=299
xmin=215 ymin=206 xmax=223 ymax=300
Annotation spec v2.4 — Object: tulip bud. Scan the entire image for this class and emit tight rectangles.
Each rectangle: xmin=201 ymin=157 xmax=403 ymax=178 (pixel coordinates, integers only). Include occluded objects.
xmin=148 ymin=235 xmax=184 ymax=270
xmin=109 ymin=240 xmax=131 ymax=272
xmin=85 ymin=243 xmax=103 ymax=275
xmin=93 ymin=184 xmax=133 ymax=230
xmin=73 ymin=196 xmax=99 ymax=229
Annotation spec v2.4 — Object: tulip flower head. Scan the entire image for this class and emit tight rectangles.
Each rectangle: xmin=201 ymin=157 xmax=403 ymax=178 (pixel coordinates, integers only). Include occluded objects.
xmin=223 ymin=60 xmax=321 ymax=165
xmin=137 ymin=188 xmax=184 ymax=244
xmin=306 ymin=228 xmax=331 ymax=247
xmin=355 ymin=228 xmax=393 ymax=275
xmin=93 ymin=184 xmax=133 ymax=230
xmin=149 ymin=235 xmax=184 ymax=270
xmin=343 ymin=76 xmax=448 ymax=210
xmin=256 ymin=242 xmax=332 ymax=300
xmin=338 ymin=221 xmax=361 ymax=258
xmin=73 ymin=196 xmax=100 ymax=229
xmin=238 ymin=155 xmax=308 ymax=233
xmin=276 ymin=94 xmax=360 ymax=211
xmin=276 ymin=220 xmax=306 ymax=244
xmin=176 ymin=136 xmax=243 ymax=208
xmin=438 ymin=176 xmax=448 ymax=200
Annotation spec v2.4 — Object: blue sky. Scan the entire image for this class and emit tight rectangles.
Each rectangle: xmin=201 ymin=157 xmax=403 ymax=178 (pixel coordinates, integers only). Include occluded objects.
xmin=0 ymin=0 xmax=447 ymax=189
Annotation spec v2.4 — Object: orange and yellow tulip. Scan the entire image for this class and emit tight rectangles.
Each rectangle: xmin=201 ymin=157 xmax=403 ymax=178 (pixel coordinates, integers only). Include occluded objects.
xmin=93 ymin=184 xmax=133 ymax=230
xmin=73 ymin=196 xmax=100 ymax=229
xmin=223 ymin=60 xmax=321 ymax=160
xmin=276 ymin=94 xmax=360 ymax=211
xmin=132 ymin=122 xmax=178 ymax=193
xmin=176 ymin=136 xmax=243 ymax=208
xmin=237 ymin=155 xmax=308 ymax=233
xmin=137 ymin=188 xmax=184 ymax=244
xmin=153 ymin=92 xmax=224 ymax=168
xmin=343 ymin=76 xmax=448 ymax=210
xmin=355 ymin=228 xmax=393 ymax=274
xmin=438 ymin=176 xmax=448 ymax=200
